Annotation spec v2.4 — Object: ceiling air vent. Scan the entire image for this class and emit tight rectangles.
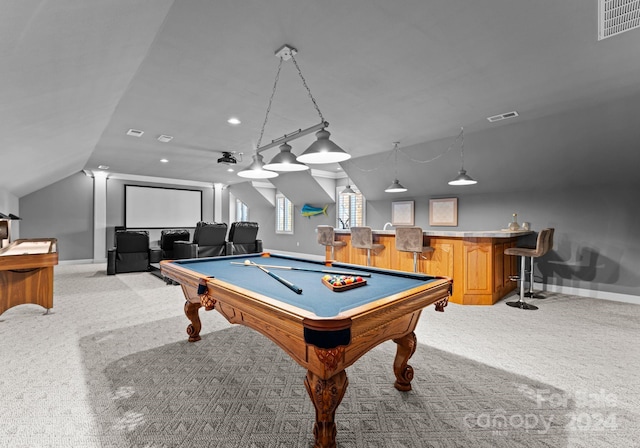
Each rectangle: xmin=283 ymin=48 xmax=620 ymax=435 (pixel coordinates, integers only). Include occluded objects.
xmin=598 ymin=0 xmax=640 ymax=40
xmin=487 ymin=111 xmax=519 ymax=123
xmin=126 ymin=129 xmax=144 ymax=137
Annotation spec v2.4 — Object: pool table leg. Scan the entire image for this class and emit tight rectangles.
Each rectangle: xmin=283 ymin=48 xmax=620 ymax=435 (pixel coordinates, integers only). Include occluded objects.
xmin=184 ymin=300 xmax=202 ymax=342
xmin=393 ymin=331 xmax=417 ymax=391
xmin=304 ymin=369 xmax=348 ymax=448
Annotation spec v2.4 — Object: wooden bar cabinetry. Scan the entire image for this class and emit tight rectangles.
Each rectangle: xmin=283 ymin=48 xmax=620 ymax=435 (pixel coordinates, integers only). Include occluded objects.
xmin=330 ymin=230 xmax=529 ymax=305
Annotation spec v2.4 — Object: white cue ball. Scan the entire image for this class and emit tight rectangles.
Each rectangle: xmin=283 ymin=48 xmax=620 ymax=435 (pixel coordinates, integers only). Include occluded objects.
xmin=244 ymin=260 xmax=251 ymax=265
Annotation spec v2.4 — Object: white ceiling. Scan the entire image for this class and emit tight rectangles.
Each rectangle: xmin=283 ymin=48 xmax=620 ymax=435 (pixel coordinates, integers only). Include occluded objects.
xmin=2 ymin=0 xmax=640 ymax=198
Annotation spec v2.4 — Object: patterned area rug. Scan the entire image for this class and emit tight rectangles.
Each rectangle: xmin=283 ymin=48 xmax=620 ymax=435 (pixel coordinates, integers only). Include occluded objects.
xmin=81 ymin=323 xmax=574 ymax=448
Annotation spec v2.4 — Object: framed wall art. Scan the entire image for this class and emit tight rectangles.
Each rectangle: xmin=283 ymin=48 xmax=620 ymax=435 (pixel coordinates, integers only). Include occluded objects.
xmin=429 ymin=198 xmax=458 ymax=226
xmin=391 ymin=201 xmax=414 ymax=226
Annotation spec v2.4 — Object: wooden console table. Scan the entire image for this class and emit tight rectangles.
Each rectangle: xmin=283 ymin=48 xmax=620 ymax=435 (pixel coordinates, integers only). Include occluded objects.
xmin=330 ymin=230 xmax=531 ymax=305
xmin=0 ymin=238 xmax=58 ymax=315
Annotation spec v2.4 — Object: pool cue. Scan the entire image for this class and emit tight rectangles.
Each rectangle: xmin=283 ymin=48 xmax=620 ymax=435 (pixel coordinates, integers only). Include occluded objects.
xmin=230 ymin=261 xmax=371 ymax=278
xmin=248 ymin=261 xmax=303 ymax=295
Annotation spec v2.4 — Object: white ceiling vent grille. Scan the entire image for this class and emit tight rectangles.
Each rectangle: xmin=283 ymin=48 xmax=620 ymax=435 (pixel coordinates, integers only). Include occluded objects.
xmin=598 ymin=0 xmax=640 ymax=40
xmin=126 ymin=129 xmax=144 ymax=137
xmin=487 ymin=111 xmax=519 ymax=123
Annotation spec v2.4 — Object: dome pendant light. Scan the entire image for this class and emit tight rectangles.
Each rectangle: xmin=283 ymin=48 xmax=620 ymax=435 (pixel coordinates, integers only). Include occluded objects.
xmin=263 ymin=142 xmax=309 ymax=171
xmin=385 ymin=142 xmax=407 ymax=193
xmin=341 ymin=182 xmax=356 ymax=195
xmin=448 ymin=127 xmax=477 ymax=186
xmin=297 ymin=129 xmax=351 ymax=164
xmin=237 ymin=153 xmax=279 ymax=179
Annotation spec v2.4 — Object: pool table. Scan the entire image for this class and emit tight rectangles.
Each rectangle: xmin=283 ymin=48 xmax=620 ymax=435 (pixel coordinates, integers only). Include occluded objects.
xmin=161 ymin=252 xmax=451 ymax=448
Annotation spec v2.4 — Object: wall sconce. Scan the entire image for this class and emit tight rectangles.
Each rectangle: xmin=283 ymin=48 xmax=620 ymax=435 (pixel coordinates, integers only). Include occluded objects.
xmin=238 ymin=44 xmax=350 ymax=179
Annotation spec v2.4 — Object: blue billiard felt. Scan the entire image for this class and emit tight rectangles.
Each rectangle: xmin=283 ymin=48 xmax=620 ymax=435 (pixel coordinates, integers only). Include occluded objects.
xmin=170 ymin=253 xmax=438 ymax=317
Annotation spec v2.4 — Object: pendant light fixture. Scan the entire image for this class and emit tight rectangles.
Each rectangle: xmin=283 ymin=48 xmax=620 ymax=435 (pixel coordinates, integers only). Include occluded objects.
xmin=385 ymin=142 xmax=407 ymax=193
xmin=237 ymin=153 xmax=278 ymax=179
xmin=341 ymin=182 xmax=356 ymax=195
xmin=448 ymin=127 xmax=477 ymax=185
xmin=238 ymin=44 xmax=350 ymax=179
xmin=262 ymin=142 xmax=309 ymax=171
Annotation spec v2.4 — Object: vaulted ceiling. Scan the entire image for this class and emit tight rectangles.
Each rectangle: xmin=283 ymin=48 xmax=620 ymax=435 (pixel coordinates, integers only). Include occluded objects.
xmin=2 ymin=0 xmax=640 ymax=199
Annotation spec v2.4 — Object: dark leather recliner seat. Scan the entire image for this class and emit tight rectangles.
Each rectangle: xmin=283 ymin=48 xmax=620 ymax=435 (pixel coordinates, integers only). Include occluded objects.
xmin=174 ymin=222 xmax=231 ymax=258
xmin=228 ymin=222 xmax=262 ymax=255
xmin=107 ymin=230 xmax=151 ymax=275
xmin=193 ymin=222 xmax=230 ymax=257
xmin=159 ymin=229 xmax=190 ymax=260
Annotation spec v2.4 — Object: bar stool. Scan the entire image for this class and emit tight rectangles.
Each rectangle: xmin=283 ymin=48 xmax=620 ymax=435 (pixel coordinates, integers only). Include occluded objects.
xmin=350 ymin=226 xmax=385 ymax=266
xmin=395 ymin=227 xmax=434 ymax=272
xmin=525 ymin=228 xmax=554 ymax=299
xmin=316 ymin=225 xmax=346 ymax=260
xmin=504 ymin=228 xmax=553 ymax=310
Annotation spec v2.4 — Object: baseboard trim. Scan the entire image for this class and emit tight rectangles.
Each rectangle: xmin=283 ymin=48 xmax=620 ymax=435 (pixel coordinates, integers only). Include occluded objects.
xmin=58 ymin=258 xmax=97 ymax=265
xmin=536 ymin=282 xmax=640 ymax=305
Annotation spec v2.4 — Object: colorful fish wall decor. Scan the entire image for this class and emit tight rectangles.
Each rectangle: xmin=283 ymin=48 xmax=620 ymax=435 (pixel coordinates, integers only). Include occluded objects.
xmin=301 ymin=204 xmax=328 ymax=218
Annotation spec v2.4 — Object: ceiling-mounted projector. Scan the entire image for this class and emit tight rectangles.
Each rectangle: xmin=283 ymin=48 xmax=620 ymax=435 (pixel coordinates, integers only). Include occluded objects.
xmin=217 ymin=152 xmax=237 ymax=165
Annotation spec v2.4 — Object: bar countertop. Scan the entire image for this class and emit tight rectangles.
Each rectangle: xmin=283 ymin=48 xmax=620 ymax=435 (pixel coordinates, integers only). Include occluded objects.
xmin=334 ymin=229 xmax=533 ymax=238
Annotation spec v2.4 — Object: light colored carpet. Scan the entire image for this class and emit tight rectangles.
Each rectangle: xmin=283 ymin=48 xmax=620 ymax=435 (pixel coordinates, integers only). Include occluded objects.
xmin=1 ymin=263 xmax=639 ymax=447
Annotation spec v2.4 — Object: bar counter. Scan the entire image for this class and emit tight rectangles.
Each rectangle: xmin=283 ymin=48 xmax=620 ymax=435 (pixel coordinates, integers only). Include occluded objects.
xmin=330 ymin=229 xmax=532 ymax=305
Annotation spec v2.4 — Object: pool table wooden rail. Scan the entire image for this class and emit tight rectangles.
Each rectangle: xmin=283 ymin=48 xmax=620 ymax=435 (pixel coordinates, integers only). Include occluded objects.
xmin=161 ymin=258 xmax=450 ymax=380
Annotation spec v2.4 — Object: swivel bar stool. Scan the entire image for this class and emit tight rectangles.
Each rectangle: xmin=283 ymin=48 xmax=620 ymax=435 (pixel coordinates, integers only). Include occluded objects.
xmin=395 ymin=227 xmax=434 ymax=272
xmin=350 ymin=226 xmax=385 ymax=266
xmin=504 ymin=228 xmax=553 ymax=310
xmin=525 ymin=227 xmax=554 ymax=299
xmin=316 ymin=225 xmax=346 ymax=261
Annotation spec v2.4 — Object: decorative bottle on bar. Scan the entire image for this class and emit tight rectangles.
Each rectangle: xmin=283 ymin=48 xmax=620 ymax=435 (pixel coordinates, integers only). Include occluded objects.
xmin=508 ymin=213 xmax=520 ymax=231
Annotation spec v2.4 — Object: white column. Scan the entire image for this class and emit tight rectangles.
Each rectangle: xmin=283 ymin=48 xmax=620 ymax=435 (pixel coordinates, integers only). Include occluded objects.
xmin=93 ymin=171 xmax=108 ymax=262
xmin=214 ymin=183 xmax=223 ymax=222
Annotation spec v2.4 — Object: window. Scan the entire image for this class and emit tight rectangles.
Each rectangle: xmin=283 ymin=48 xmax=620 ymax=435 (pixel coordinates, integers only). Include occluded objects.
xmin=276 ymin=194 xmax=294 ymax=234
xmin=336 ymin=186 xmax=365 ymax=229
xmin=236 ymin=199 xmax=249 ymax=222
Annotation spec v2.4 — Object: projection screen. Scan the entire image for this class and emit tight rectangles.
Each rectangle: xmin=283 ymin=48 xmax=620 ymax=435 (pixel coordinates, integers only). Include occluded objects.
xmin=124 ymin=185 xmax=202 ymax=228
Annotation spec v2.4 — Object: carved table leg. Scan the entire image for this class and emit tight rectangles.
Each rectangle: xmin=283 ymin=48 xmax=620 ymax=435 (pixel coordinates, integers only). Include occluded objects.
xmin=392 ymin=331 xmax=417 ymax=391
xmin=304 ymin=370 xmax=348 ymax=448
xmin=184 ymin=300 xmax=202 ymax=342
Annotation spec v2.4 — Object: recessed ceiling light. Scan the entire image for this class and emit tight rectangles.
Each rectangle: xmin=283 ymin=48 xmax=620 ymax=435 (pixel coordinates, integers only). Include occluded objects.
xmin=227 ymin=117 xmax=241 ymax=125
xmin=98 ymin=165 xmax=109 ymax=170
xmin=157 ymin=135 xmax=173 ymax=143
xmin=227 ymin=167 xmax=234 ymax=172
xmin=126 ymin=129 xmax=144 ymax=137
xmin=160 ymin=159 xmax=169 ymax=163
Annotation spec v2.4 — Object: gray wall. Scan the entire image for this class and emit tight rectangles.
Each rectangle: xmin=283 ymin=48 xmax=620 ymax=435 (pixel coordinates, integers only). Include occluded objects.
xmin=20 ymin=173 xmax=94 ymax=260
xmin=18 ymin=173 xmax=218 ymax=261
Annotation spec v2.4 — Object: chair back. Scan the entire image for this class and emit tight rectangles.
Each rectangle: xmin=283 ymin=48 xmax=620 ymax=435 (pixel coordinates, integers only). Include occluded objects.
xmin=116 ymin=230 xmax=149 ymax=253
xmin=317 ymin=225 xmax=336 ymax=246
xmin=395 ymin=227 xmax=424 ymax=253
xmin=350 ymin=227 xmax=373 ymax=249
xmin=228 ymin=222 xmax=261 ymax=254
xmin=541 ymin=228 xmax=555 ymax=256
xmin=160 ymin=229 xmax=190 ymax=259
xmin=112 ymin=230 xmax=150 ymax=273
xmin=193 ymin=221 xmax=228 ymax=257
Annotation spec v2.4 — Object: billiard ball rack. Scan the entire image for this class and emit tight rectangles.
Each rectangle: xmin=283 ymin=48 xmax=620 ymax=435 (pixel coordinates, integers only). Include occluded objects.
xmin=322 ymin=275 xmax=367 ymax=292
